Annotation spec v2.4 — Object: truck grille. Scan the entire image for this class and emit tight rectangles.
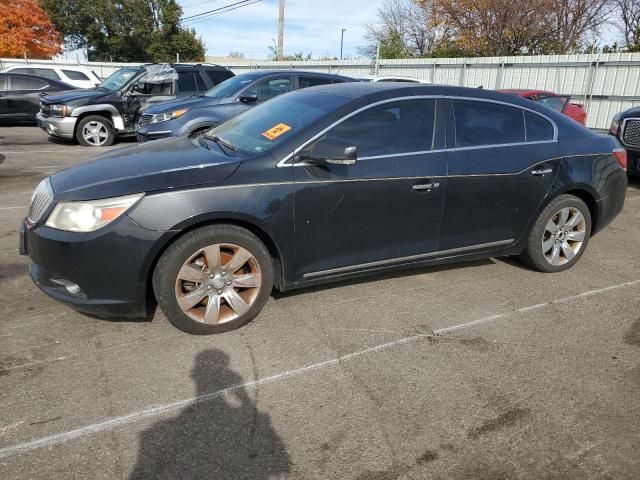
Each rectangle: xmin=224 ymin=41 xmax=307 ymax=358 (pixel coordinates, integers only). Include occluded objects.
xmin=28 ymin=178 xmax=54 ymax=223
xmin=622 ymin=119 xmax=640 ymax=148
xmin=138 ymin=114 xmax=152 ymax=128
xmin=39 ymin=102 xmax=50 ymax=117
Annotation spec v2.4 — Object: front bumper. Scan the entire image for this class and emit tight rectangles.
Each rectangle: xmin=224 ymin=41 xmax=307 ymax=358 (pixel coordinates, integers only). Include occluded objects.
xmin=20 ymin=214 xmax=174 ymax=318
xmin=36 ymin=113 xmax=76 ymax=139
xmin=136 ymin=121 xmax=178 ymax=142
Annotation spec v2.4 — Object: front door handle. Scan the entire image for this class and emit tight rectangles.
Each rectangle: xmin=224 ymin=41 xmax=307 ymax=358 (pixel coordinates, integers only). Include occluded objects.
xmin=412 ymin=182 xmax=440 ymax=191
xmin=530 ymin=168 xmax=553 ymax=176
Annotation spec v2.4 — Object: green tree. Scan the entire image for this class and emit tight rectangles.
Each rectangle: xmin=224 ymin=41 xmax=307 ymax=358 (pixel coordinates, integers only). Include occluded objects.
xmin=41 ymin=0 xmax=204 ymax=62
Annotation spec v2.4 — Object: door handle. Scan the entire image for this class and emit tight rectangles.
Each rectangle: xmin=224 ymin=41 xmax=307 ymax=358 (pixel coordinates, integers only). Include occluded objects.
xmin=530 ymin=168 xmax=552 ymax=176
xmin=412 ymin=182 xmax=440 ymax=191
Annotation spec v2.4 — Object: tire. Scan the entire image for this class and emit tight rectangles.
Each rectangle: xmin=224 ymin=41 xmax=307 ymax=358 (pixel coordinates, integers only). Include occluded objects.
xmin=187 ymin=124 xmax=216 ymax=139
xmin=153 ymin=225 xmax=274 ymax=334
xmin=76 ymin=115 xmax=116 ymax=147
xmin=519 ymin=194 xmax=591 ymax=273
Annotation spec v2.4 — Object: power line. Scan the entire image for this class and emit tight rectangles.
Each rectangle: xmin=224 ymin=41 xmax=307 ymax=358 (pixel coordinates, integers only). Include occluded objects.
xmin=183 ymin=0 xmax=263 ymax=25
xmin=182 ymin=0 xmax=259 ymax=20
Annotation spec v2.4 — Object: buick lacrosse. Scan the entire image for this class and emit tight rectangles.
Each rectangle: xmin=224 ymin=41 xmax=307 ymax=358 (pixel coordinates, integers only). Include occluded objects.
xmin=20 ymin=83 xmax=628 ymax=334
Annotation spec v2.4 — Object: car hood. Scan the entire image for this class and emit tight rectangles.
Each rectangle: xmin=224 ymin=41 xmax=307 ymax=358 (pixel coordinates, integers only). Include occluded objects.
xmin=621 ymin=106 xmax=640 ymax=118
xmin=42 ymin=88 xmax=108 ymax=104
xmin=144 ymin=96 xmax=225 ymax=114
xmin=50 ymin=136 xmax=242 ymax=201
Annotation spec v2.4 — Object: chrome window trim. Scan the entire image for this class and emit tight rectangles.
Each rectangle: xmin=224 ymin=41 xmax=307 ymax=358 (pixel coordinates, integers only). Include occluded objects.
xmin=277 ymin=94 xmax=559 ymax=167
xmin=302 ymin=239 xmax=515 ymax=279
xmin=620 ymin=117 xmax=640 ymax=149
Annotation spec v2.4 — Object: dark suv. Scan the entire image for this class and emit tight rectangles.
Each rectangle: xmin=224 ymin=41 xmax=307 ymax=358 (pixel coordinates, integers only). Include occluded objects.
xmin=136 ymin=70 xmax=354 ymax=142
xmin=36 ymin=63 xmax=234 ymax=147
xmin=609 ymin=108 xmax=640 ymax=175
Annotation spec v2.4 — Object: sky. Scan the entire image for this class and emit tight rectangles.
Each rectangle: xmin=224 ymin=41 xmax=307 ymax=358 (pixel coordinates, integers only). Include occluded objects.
xmin=178 ymin=0 xmax=385 ymax=59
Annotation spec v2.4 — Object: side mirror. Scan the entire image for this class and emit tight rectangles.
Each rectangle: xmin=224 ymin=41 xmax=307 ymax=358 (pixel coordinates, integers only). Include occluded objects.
xmin=295 ymin=146 xmax=357 ymax=166
xmin=239 ymin=91 xmax=258 ymax=103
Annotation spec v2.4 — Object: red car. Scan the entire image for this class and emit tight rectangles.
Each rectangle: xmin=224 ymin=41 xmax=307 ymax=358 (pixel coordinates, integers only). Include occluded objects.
xmin=499 ymin=89 xmax=587 ymax=125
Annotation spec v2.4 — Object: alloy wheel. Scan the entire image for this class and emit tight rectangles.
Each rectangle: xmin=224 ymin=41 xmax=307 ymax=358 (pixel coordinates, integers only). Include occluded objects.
xmin=174 ymin=243 xmax=262 ymax=324
xmin=542 ymin=207 xmax=586 ymax=266
xmin=82 ymin=121 xmax=109 ymax=146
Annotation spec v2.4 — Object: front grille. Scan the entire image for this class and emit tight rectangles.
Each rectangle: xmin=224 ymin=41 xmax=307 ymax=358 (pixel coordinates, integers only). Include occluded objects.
xmin=138 ymin=114 xmax=152 ymax=129
xmin=28 ymin=178 xmax=54 ymax=223
xmin=39 ymin=102 xmax=50 ymax=117
xmin=622 ymin=119 xmax=640 ymax=148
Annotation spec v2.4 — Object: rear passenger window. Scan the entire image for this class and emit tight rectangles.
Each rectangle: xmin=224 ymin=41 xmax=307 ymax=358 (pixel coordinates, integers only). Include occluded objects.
xmin=9 ymin=76 xmax=48 ymax=90
xmin=177 ymin=72 xmax=198 ymax=93
xmin=525 ymin=112 xmax=555 ymax=142
xmin=298 ymin=76 xmax=333 ymax=88
xmin=453 ymin=100 xmax=525 ymax=147
xmin=62 ymin=70 xmax=89 ymax=81
xmin=320 ymin=99 xmax=436 ymax=157
xmin=30 ymin=68 xmax=60 ymax=80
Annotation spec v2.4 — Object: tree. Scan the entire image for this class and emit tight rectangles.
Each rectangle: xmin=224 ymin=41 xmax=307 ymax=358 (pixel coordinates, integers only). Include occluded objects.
xmin=40 ymin=0 xmax=205 ymax=62
xmin=616 ymin=0 xmax=640 ymax=50
xmin=0 ymin=0 xmax=62 ymax=59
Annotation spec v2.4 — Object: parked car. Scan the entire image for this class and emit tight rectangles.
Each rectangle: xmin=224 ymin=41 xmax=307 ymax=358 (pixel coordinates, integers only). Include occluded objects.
xmin=1 ymin=64 xmax=101 ymax=89
xmin=499 ymin=89 xmax=587 ymax=125
xmin=136 ymin=70 xmax=354 ymax=142
xmin=20 ymin=83 xmax=627 ymax=334
xmin=36 ymin=63 xmax=234 ymax=147
xmin=609 ymin=108 xmax=640 ymax=176
xmin=357 ymin=74 xmax=430 ymax=83
xmin=0 ymin=73 xmax=75 ymax=123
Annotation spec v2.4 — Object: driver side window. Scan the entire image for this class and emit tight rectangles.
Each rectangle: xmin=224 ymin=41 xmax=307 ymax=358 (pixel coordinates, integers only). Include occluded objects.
xmin=132 ymin=79 xmax=172 ymax=96
xmin=244 ymin=77 xmax=292 ymax=102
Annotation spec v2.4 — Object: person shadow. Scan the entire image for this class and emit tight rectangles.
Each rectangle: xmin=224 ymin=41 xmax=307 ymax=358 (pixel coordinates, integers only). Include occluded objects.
xmin=129 ymin=349 xmax=291 ymax=479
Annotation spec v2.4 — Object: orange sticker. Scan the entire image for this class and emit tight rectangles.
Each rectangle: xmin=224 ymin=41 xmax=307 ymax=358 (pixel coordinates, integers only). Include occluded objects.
xmin=262 ymin=123 xmax=292 ymax=140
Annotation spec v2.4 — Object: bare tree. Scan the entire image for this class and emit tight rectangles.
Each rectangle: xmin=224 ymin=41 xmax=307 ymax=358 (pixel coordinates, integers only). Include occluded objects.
xmin=616 ymin=0 xmax=640 ymax=49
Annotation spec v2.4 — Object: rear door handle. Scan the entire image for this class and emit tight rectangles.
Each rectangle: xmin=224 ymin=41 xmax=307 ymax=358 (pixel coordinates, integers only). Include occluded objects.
xmin=530 ymin=168 xmax=553 ymax=176
xmin=412 ymin=182 xmax=440 ymax=191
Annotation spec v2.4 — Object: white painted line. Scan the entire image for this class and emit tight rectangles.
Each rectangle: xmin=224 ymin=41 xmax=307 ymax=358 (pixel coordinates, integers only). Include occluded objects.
xmin=0 ymin=206 xmax=28 ymax=211
xmin=0 ymin=278 xmax=638 ymax=459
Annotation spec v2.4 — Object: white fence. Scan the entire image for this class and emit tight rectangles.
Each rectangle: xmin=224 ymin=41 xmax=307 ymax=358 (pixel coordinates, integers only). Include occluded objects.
xmin=3 ymin=53 xmax=640 ymax=129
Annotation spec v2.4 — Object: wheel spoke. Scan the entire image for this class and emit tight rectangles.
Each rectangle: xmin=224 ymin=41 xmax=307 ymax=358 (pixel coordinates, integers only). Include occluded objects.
xmin=550 ymin=244 xmax=561 ymax=265
xmin=233 ymin=273 xmax=261 ymax=288
xmin=203 ymin=294 xmax=221 ymax=324
xmin=561 ymin=241 xmax=575 ymax=261
xmin=566 ymin=211 xmax=584 ymax=229
xmin=545 ymin=219 xmax=559 ymax=234
xmin=177 ymin=287 xmax=207 ymax=311
xmin=223 ymin=289 xmax=250 ymax=316
xmin=542 ymin=236 xmax=555 ymax=253
xmin=566 ymin=231 xmax=585 ymax=242
xmin=177 ymin=264 xmax=208 ymax=283
xmin=202 ymin=245 xmax=221 ymax=270
xmin=558 ymin=208 xmax=570 ymax=227
xmin=225 ymin=247 xmax=253 ymax=273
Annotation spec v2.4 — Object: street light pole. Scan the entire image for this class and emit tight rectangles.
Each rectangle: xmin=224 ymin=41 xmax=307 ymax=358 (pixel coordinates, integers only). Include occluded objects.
xmin=277 ymin=0 xmax=285 ymax=61
xmin=340 ymin=28 xmax=346 ymax=60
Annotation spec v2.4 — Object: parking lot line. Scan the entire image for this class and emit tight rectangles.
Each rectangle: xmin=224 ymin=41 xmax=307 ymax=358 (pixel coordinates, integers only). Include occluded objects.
xmin=0 ymin=206 xmax=28 ymax=211
xmin=1 ymin=277 xmax=638 ymax=460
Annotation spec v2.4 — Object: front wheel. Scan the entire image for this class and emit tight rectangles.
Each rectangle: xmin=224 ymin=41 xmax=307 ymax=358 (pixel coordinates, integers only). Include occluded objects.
xmin=76 ymin=115 xmax=116 ymax=147
xmin=153 ymin=225 xmax=274 ymax=334
xmin=520 ymin=194 xmax=591 ymax=273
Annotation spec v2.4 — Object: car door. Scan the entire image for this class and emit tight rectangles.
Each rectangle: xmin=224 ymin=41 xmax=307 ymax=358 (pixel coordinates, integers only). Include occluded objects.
xmin=292 ymin=97 xmax=447 ymax=279
xmin=124 ymin=73 xmax=176 ymax=128
xmin=439 ymin=98 xmax=560 ymax=252
xmin=0 ymin=75 xmax=8 ymax=119
xmin=5 ymin=75 xmax=48 ymax=120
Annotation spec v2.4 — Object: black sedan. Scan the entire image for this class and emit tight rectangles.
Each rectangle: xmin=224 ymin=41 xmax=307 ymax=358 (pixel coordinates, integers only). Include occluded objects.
xmin=135 ymin=70 xmax=353 ymax=142
xmin=0 ymin=73 xmax=74 ymax=123
xmin=609 ymin=108 xmax=640 ymax=175
xmin=20 ymin=83 xmax=628 ymax=334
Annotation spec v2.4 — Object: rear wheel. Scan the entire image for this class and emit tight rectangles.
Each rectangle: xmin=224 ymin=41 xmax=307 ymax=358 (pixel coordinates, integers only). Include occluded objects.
xmin=520 ymin=194 xmax=591 ymax=273
xmin=153 ymin=225 xmax=273 ymax=334
xmin=76 ymin=115 xmax=116 ymax=147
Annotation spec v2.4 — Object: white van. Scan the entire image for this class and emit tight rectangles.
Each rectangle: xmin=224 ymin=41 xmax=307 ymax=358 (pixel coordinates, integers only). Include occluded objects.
xmin=0 ymin=65 xmax=101 ymax=89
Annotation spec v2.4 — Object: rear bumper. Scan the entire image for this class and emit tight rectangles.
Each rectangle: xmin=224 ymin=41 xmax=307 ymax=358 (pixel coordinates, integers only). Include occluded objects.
xmin=36 ymin=113 xmax=76 ymax=139
xmin=593 ymin=168 xmax=628 ymax=234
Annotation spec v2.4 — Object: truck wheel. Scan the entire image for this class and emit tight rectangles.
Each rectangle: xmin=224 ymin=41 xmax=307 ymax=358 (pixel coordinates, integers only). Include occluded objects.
xmin=153 ymin=225 xmax=274 ymax=335
xmin=76 ymin=115 xmax=116 ymax=147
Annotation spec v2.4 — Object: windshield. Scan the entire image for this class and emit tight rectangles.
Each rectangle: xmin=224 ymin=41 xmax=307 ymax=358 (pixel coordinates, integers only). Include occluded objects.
xmin=204 ymin=91 xmax=351 ymax=156
xmin=205 ymin=73 xmax=258 ymax=98
xmin=100 ymin=67 xmax=141 ymax=91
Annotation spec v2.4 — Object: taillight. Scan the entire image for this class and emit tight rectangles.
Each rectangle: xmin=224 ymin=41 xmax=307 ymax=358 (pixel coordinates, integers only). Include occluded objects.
xmin=613 ymin=148 xmax=627 ymax=171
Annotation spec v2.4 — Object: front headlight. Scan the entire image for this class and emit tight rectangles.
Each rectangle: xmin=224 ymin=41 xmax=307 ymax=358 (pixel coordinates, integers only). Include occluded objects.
xmin=609 ymin=114 xmax=621 ymax=135
xmin=151 ymin=108 xmax=189 ymax=124
xmin=45 ymin=193 xmax=144 ymax=232
xmin=50 ymin=104 xmax=69 ymax=117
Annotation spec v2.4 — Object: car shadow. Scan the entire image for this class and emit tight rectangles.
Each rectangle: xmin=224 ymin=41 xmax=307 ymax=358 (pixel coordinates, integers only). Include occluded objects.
xmin=128 ymin=348 xmax=291 ymax=479
xmin=627 ymin=175 xmax=640 ymax=190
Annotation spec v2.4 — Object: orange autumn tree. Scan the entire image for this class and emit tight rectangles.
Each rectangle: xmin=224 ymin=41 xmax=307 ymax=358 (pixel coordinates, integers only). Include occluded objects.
xmin=0 ymin=0 xmax=62 ymax=59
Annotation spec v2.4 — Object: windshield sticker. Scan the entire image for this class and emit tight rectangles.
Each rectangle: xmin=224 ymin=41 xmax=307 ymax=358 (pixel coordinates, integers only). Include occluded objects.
xmin=262 ymin=123 xmax=292 ymax=140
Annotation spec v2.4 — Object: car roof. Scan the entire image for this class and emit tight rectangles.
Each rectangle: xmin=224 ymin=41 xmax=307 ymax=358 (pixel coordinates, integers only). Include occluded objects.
xmin=499 ymin=89 xmax=557 ymax=97
xmin=0 ymin=72 xmax=72 ymax=86
xmin=234 ymin=69 xmax=352 ymax=79
xmin=3 ymin=64 xmax=91 ymax=71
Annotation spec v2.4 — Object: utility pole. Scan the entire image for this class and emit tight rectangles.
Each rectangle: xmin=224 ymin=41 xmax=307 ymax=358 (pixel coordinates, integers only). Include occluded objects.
xmin=340 ymin=29 xmax=346 ymax=60
xmin=277 ymin=0 xmax=285 ymax=61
